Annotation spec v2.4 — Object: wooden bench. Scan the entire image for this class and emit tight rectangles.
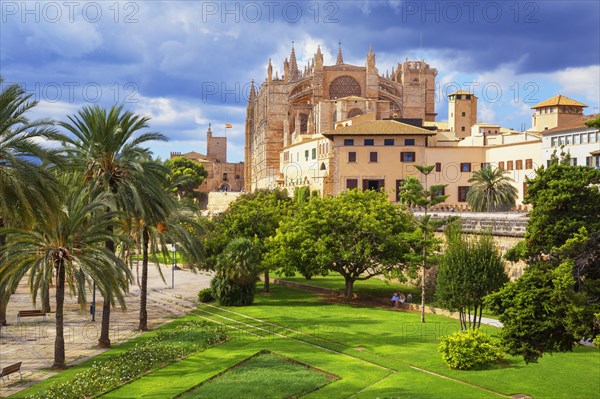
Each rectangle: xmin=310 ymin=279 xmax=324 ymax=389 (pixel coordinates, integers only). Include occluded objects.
xmin=17 ymin=310 xmax=46 ymax=323
xmin=0 ymin=362 xmax=22 ymax=383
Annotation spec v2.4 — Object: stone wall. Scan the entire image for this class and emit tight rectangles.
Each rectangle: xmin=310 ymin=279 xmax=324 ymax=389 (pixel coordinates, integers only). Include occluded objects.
xmin=206 ymin=192 xmax=243 ymax=213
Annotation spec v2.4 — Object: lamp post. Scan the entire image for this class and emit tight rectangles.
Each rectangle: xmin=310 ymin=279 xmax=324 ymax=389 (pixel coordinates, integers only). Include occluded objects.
xmin=171 ymin=244 xmax=178 ymax=289
xmin=91 ymin=281 xmax=96 ymax=322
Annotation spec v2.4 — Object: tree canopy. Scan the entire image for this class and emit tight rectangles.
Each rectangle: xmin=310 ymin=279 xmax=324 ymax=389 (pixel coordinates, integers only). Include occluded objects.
xmin=436 ymin=222 xmax=508 ymax=330
xmin=266 ymin=189 xmax=416 ymax=299
xmin=466 ymin=166 xmax=517 ymax=212
xmin=487 ymin=160 xmax=600 ymax=362
xmin=164 ymin=156 xmax=208 ymax=198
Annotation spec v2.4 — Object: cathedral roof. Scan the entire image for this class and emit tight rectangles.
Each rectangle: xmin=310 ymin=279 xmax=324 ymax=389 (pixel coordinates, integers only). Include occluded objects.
xmin=532 ymin=95 xmax=587 ymax=109
xmin=322 ymin=119 xmax=436 ymax=137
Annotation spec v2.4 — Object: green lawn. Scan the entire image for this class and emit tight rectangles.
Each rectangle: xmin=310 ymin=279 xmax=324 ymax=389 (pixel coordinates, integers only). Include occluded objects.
xmin=178 ymin=351 xmax=334 ymax=399
xmin=277 ymin=272 xmax=425 ymax=302
xmin=13 ymin=284 xmax=600 ymax=399
xmin=278 ymin=272 xmax=500 ymax=318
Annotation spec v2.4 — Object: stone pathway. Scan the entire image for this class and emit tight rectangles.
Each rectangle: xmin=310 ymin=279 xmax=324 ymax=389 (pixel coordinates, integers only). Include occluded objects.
xmin=0 ymin=265 xmax=212 ymax=397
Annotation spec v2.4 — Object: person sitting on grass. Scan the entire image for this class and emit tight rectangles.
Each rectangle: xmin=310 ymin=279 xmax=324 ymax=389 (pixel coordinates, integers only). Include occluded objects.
xmin=391 ymin=292 xmax=399 ymax=308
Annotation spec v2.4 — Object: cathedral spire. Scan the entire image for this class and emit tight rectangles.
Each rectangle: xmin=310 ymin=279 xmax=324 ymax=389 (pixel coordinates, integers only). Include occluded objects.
xmin=366 ymin=44 xmax=375 ymax=69
xmin=315 ymin=45 xmax=324 ymax=70
xmin=289 ymin=42 xmax=298 ymax=80
xmin=267 ymin=58 xmax=273 ymax=81
xmin=249 ymin=80 xmax=256 ymax=100
xmin=336 ymin=41 xmax=343 ymax=65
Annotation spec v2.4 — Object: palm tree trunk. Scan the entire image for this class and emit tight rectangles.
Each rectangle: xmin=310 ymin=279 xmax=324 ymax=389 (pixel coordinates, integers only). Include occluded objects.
xmin=0 ymin=286 xmax=8 ymax=326
xmin=51 ymin=258 xmax=66 ymax=369
xmin=138 ymin=227 xmax=149 ymax=331
xmin=99 ymin=230 xmax=114 ymax=348
xmin=0 ymin=219 xmax=7 ymax=326
xmin=43 ymin=285 xmax=51 ymax=313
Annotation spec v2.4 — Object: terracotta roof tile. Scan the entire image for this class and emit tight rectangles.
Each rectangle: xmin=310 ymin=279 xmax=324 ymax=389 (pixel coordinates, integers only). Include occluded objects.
xmin=532 ymin=95 xmax=587 ymax=109
xmin=543 ymin=114 xmax=600 ymax=134
xmin=448 ymin=90 xmax=476 ymax=97
xmin=322 ymin=120 xmax=436 ymax=137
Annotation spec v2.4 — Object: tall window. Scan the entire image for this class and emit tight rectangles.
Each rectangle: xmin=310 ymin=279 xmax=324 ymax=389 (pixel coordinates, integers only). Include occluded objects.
xmin=458 ymin=186 xmax=470 ymax=202
xmin=369 ymin=152 xmax=378 ymax=163
xmin=498 ymin=161 xmax=505 ymax=170
xmin=516 ymin=160 xmax=523 ymax=170
xmin=400 ymin=152 xmax=416 ymax=162
xmin=525 ymin=159 xmax=533 ymax=169
xmin=507 ymin=161 xmax=514 ymax=170
xmin=312 ymin=148 xmax=317 ymax=159
xmin=348 ymin=152 xmax=357 ymax=163
xmin=435 ymin=162 xmax=442 ymax=172
xmin=460 ymin=163 xmax=471 ymax=172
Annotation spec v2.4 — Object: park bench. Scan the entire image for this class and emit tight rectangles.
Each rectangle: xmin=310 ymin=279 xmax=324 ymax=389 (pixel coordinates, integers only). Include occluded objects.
xmin=16 ymin=310 xmax=46 ymax=323
xmin=0 ymin=362 xmax=22 ymax=383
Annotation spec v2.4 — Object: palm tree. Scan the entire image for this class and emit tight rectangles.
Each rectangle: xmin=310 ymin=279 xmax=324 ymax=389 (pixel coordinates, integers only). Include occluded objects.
xmin=0 ymin=176 xmax=131 ymax=369
xmin=60 ymin=105 xmax=166 ymax=347
xmin=218 ymin=238 xmax=260 ymax=287
xmin=467 ymin=165 xmax=517 ymax=212
xmin=0 ymin=77 xmax=63 ymax=325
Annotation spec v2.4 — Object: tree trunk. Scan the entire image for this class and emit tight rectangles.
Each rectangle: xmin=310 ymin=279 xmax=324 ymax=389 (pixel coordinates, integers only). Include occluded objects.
xmin=51 ymin=258 xmax=66 ymax=370
xmin=344 ymin=277 xmax=355 ymax=300
xmin=421 ymin=222 xmax=427 ymax=323
xmin=263 ymin=270 xmax=270 ymax=293
xmin=0 ymin=219 xmax=7 ymax=326
xmin=0 ymin=286 xmax=8 ymax=326
xmin=99 ymin=231 xmax=114 ymax=348
xmin=138 ymin=227 xmax=149 ymax=331
xmin=42 ymin=284 xmax=51 ymax=313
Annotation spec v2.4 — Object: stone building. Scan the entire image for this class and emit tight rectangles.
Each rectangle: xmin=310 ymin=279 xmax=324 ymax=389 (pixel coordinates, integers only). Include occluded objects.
xmin=170 ymin=124 xmax=244 ymax=194
xmin=244 ymin=44 xmax=437 ymax=191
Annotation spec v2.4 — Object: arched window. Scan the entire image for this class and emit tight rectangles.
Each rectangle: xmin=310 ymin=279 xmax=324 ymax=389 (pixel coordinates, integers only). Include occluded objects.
xmin=347 ymin=108 xmax=363 ymax=118
xmin=329 ymin=76 xmax=361 ymax=99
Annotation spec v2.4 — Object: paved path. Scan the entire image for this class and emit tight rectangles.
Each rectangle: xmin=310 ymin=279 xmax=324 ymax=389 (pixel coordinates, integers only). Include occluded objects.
xmin=0 ymin=265 xmax=212 ymax=397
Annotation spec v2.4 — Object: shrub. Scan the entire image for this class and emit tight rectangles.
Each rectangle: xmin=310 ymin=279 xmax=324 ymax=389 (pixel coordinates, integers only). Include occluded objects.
xmin=211 ymin=276 xmax=256 ymax=306
xmin=198 ymin=287 xmax=214 ymax=302
xmin=438 ymin=329 xmax=502 ymax=370
xmin=29 ymin=321 xmax=228 ymax=399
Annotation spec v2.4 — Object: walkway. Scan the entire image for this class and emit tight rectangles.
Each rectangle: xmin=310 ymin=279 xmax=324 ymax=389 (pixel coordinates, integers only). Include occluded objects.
xmin=0 ymin=265 xmax=212 ymax=397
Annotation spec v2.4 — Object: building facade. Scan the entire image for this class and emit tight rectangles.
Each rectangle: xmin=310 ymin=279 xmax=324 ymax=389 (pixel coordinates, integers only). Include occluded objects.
xmin=171 ymin=125 xmax=244 ymax=193
xmin=244 ymin=44 xmax=437 ymax=191
xmin=244 ymin=44 xmax=595 ymax=209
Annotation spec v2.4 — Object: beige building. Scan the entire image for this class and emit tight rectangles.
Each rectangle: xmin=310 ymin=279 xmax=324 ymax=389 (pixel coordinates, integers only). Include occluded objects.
xmin=245 ymin=44 xmax=437 ymax=191
xmin=170 ymin=125 xmax=244 ymax=193
xmin=244 ymin=45 xmax=596 ymax=210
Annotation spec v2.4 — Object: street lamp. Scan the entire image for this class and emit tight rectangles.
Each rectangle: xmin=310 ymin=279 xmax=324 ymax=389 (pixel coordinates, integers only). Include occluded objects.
xmin=169 ymin=244 xmax=179 ymax=288
xmin=91 ymin=281 xmax=96 ymax=322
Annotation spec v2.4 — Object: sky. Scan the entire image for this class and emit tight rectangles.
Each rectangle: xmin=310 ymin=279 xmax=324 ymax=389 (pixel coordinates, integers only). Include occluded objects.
xmin=1 ymin=1 xmax=599 ymax=162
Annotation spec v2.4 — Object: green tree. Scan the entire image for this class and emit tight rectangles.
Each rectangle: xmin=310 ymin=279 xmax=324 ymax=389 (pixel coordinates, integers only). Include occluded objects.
xmin=436 ymin=222 xmax=508 ymax=330
xmin=164 ymin=156 xmax=208 ymax=198
xmin=205 ymin=189 xmax=291 ymax=293
xmin=486 ymin=161 xmax=600 ymax=362
xmin=60 ymin=104 xmax=167 ymax=347
xmin=399 ymin=165 xmax=448 ymax=322
xmin=0 ymin=78 xmax=63 ymax=326
xmin=267 ymin=189 xmax=415 ymax=300
xmin=212 ymin=238 xmax=260 ymax=306
xmin=0 ymin=177 xmax=130 ymax=369
xmin=466 ymin=165 xmax=517 ymax=212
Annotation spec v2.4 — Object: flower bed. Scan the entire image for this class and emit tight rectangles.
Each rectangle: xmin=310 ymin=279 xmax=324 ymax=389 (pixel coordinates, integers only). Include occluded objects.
xmin=30 ymin=321 xmax=228 ymax=399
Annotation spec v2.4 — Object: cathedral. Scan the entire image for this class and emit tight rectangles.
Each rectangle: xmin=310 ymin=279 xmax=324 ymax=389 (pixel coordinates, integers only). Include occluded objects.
xmin=244 ymin=44 xmax=437 ymax=191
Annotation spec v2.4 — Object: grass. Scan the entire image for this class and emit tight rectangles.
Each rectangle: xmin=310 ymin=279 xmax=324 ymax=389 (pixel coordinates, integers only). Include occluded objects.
xmin=277 ymin=272 xmax=425 ymax=302
xmin=14 ymin=284 xmax=600 ymax=399
xmin=278 ymin=272 xmax=499 ymax=318
xmin=177 ymin=351 xmax=335 ymax=399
